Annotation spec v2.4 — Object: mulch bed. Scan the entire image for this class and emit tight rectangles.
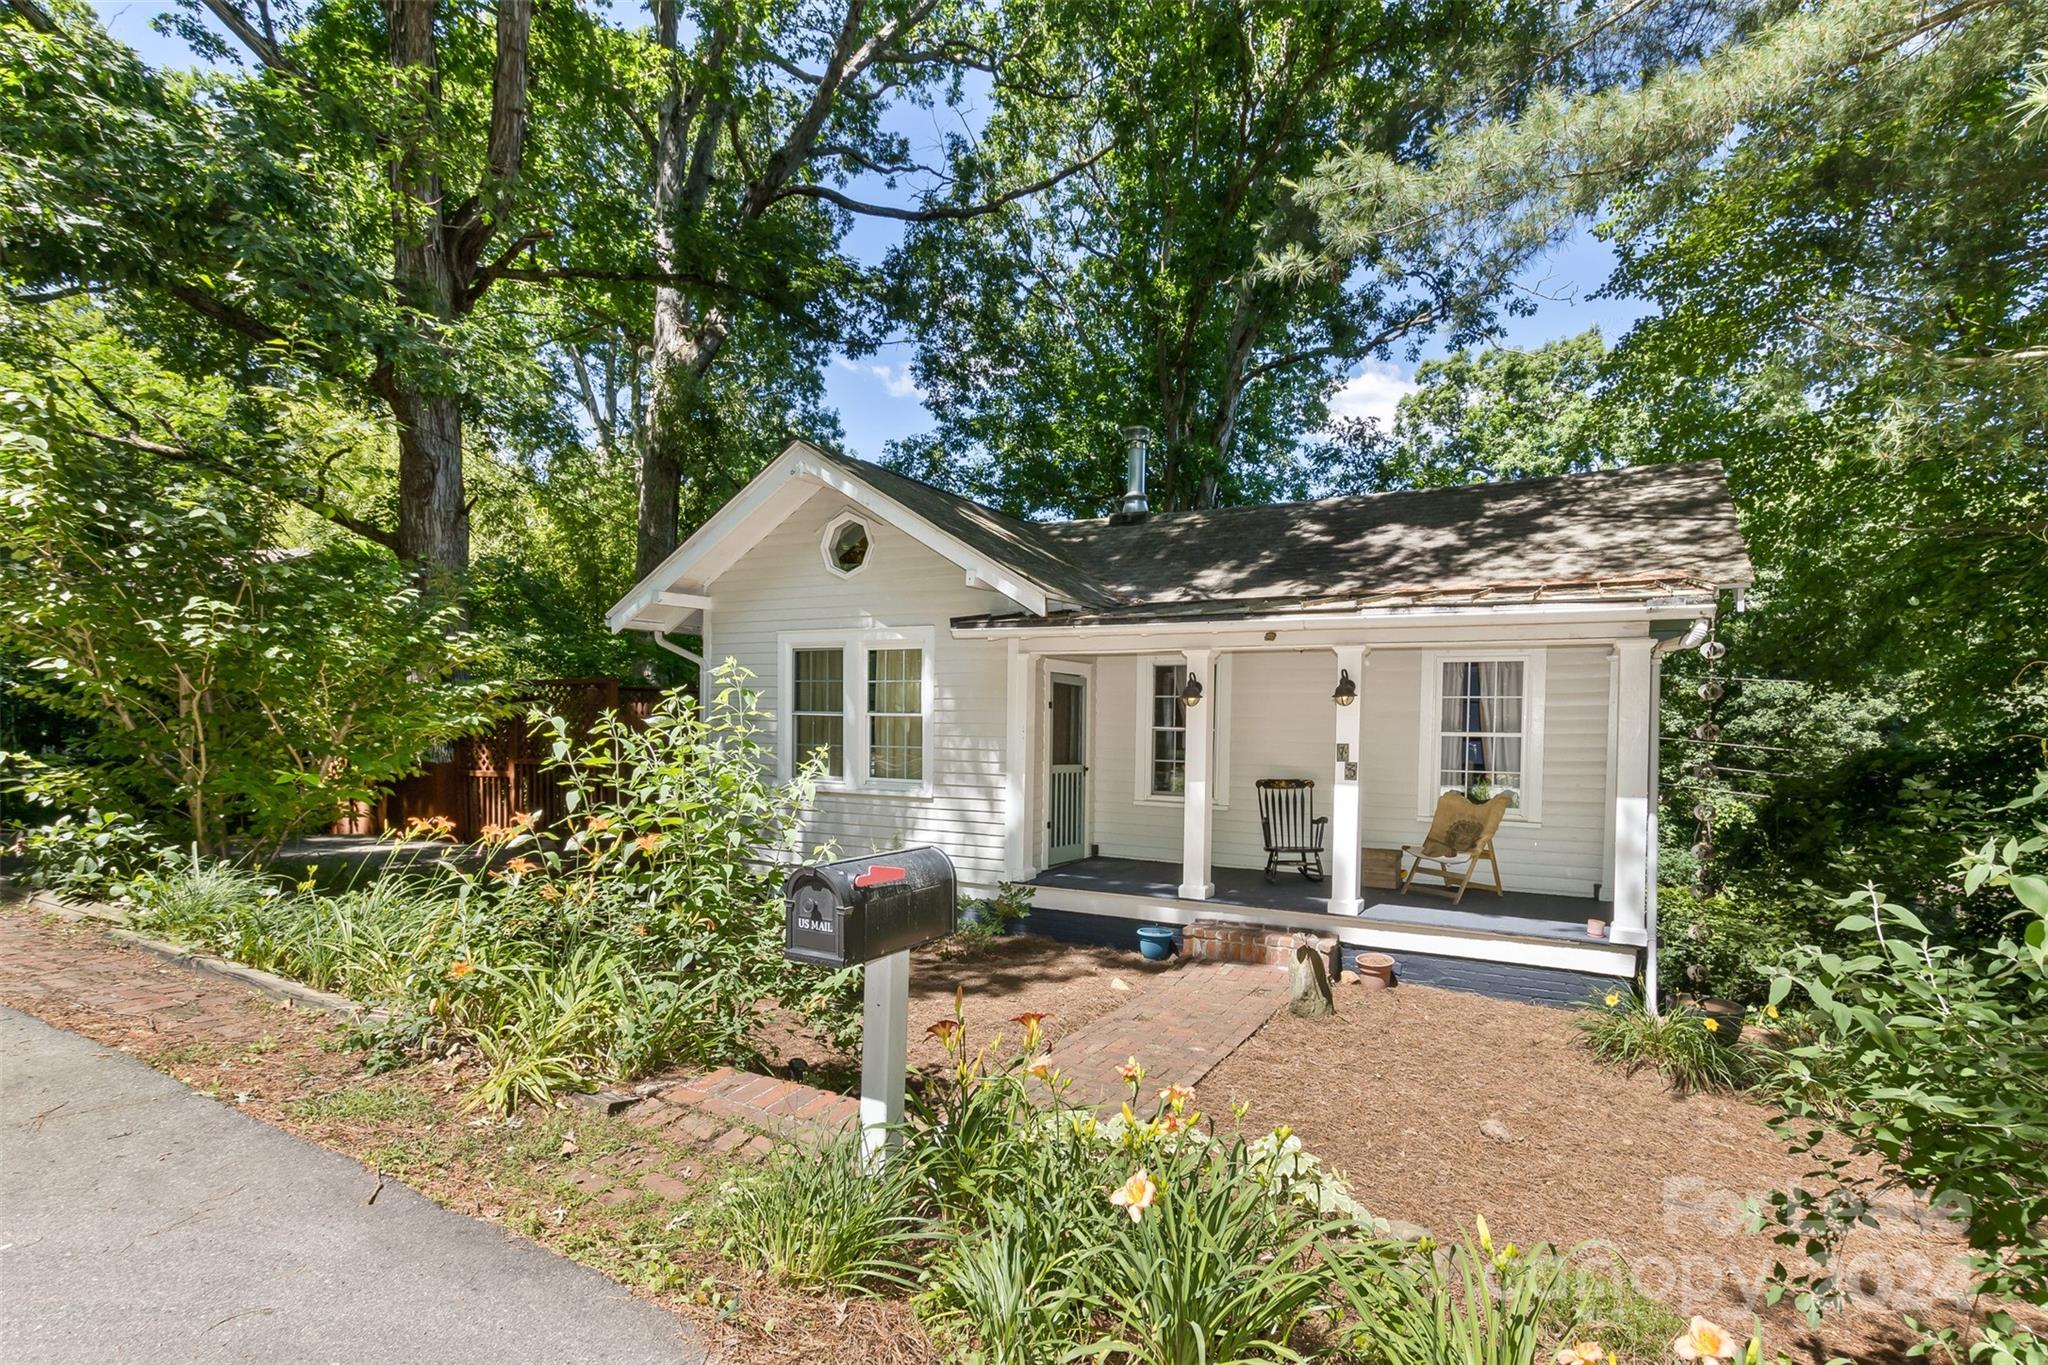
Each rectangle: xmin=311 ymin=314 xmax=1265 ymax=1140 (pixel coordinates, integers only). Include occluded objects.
xmin=1202 ymin=977 xmax=2028 ymax=1363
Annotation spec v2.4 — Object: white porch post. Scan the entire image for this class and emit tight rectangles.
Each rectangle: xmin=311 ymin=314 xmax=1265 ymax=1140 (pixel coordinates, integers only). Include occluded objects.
xmin=1327 ymin=645 xmax=1367 ymax=916
xmin=1610 ymin=638 xmax=1657 ymax=947
xmin=1178 ymin=648 xmax=1215 ymax=900
xmin=1004 ymin=639 xmax=1035 ymax=881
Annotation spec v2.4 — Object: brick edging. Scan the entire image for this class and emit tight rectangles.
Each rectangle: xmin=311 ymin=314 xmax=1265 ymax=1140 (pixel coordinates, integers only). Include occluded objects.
xmin=7 ymin=886 xmax=372 ymax=1022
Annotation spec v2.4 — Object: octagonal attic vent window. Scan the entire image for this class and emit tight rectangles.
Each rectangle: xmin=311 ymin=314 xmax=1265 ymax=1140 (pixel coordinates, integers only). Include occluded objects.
xmin=824 ymin=515 xmax=870 ymax=577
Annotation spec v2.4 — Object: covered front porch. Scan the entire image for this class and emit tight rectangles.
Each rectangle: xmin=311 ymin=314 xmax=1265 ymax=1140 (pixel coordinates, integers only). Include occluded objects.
xmin=980 ymin=612 xmax=1678 ymax=994
xmin=1024 ymin=855 xmax=1639 ymax=986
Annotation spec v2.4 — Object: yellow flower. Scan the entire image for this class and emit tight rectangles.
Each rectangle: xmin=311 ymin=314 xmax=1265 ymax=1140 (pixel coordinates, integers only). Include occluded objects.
xmin=1604 ymin=991 xmax=1622 ymax=1008
xmin=1554 ymin=1342 xmax=1606 ymax=1365
xmin=1702 ymin=1016 xmax=1720 ymax=1033
xmin=1116 ymin=1057 xmax=1145 ymax=1086
xmin=1159 ymin=1084 xmax=1194 ymax=1112
xmin=1672 ymin=1317 xmax=1739 ymax=1362
xmin=1765 ymin=1003 xmax=1780 ymax=1020
xmin=447 ymin=958 xmax=474 ymax=980
xmin=1273 ymin=1124 xmax=1292 ymax=1143
xmin=1108 ymin=1168 xmax=1158 ymax=1222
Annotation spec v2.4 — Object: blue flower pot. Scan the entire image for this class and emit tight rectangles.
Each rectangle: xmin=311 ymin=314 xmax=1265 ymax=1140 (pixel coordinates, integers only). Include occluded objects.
xmin=1136 ymin=925 xmax=1178 ymax=961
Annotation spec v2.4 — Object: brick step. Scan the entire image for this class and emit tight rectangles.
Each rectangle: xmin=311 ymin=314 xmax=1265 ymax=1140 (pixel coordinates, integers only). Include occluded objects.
xmin=1182 ymin=919 xmax=1341 ymax=979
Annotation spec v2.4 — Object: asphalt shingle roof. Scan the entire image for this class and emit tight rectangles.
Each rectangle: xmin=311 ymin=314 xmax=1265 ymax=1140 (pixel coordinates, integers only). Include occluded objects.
xmin=812 ymin=447 xmax=1751 ymax=622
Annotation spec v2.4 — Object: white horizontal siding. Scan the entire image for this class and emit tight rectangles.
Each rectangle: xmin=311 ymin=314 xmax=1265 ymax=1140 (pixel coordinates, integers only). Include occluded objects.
xmin=1086 ymin=645 xmax=1613 ymax=898
xmin=705 ymin=491 xmax=1017 ymax=892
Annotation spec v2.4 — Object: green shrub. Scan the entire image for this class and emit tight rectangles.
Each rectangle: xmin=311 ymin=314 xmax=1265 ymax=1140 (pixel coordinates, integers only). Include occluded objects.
xmin=10 ymin=806 xmax=169 ymax=900
xmin=956 ymin=881 xmax=1035 ymax=944
xmin=1756 ymin=773 xmax=2048 ymax=1351
xmin=1574 ymin=989 xmax=1758 ymax=1093
xmin=1655 ymin=882 xmax=1821 ymax=1006
xmin=706 ymin=1135 xmax=925 ymax=1295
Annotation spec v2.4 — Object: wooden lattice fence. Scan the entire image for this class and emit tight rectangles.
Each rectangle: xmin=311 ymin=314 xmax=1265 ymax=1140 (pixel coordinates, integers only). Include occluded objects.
xmin=334 ymin=677 xmax=664 ymax=841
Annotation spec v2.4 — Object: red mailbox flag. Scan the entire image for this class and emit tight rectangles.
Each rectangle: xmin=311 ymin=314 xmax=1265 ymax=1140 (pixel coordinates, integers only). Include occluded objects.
xmin=853 ymin=864 xmax=907 ymax=889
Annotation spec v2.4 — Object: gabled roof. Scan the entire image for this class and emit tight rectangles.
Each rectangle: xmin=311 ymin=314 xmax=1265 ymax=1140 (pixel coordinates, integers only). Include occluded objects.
xmin=608 ymin=440 xmax=1752 ymax=634
xmin=1034 ymin=459 xmax=1752 ymax=610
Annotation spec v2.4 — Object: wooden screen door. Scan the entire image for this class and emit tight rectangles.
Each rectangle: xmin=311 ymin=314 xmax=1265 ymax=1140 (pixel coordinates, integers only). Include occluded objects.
xmin=1047 ymin=672 xmax=1089 ymax=864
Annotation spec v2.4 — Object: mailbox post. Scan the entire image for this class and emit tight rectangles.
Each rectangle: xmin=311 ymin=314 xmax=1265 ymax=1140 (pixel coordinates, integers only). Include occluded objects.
xmin=784 ymin=847 xmax=957 ymax=1162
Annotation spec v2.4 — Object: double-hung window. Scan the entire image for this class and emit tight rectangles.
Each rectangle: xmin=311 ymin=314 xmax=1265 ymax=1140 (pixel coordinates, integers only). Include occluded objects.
xmin=1148 ymin=662 xmax=1190 ymax=796
xmin=780 ymin=630 xmax=931 ymax=794
xmin=1420 ymin=652 xmax=1544 ymax=820
xmin=866 ymin=647 xmax=924 ymax=784
xmin=1136 ymin=656 xmax=1230 ymax=804
xmin=790 ymin=648 xmax=845 ymax=778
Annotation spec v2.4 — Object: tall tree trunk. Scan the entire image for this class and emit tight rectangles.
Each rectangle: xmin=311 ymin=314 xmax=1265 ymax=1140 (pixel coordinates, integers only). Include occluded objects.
xmin=384 ymin=0 xmax=469 ymax=579
xmin=637 ymin=3 xmax=730 ymax=582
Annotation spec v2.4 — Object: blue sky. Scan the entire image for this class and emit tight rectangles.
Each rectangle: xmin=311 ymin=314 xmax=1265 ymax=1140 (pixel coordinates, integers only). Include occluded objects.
xmin=88 ymin=0 xmax=1653 ymax=460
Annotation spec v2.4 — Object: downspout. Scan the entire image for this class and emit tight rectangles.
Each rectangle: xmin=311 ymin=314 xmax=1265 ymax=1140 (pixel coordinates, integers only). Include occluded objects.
xmin=1644 ymin=618 xmax=1712 ymax=1011
xmin=652 ymin=630 xmax=703 ymax=670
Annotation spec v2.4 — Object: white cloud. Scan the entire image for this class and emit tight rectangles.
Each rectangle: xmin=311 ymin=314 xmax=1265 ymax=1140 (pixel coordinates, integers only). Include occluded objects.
xmin=1324 ymin=359 xmax=1416 ymax=430
xmin=834 ymin=355 xmax=925 ymax=401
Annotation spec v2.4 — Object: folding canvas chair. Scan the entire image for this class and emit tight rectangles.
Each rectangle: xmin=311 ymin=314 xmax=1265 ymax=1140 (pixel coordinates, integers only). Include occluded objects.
xmin=1399 ymin=792 xmax=1509 ymax=904
xmin=1256 ymin=778 xmax=1327 ymax=883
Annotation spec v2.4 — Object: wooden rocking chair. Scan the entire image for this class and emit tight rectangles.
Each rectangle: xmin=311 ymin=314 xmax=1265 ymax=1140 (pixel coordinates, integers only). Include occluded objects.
xmin=1256 ymin=778 xmax=1327 ymax=883
xmin=1400 ymin=792 xmax=1510 ymax=904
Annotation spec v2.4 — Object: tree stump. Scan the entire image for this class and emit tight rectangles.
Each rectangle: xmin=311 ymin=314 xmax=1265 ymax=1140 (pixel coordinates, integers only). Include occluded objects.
xmin=1288 ymin=941 xmax=1335 ymax=1018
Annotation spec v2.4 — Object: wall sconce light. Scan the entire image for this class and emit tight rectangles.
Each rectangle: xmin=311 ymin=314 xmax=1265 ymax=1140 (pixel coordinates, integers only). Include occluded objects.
xmin=1332 ymin=669 xmax=1357 ymax=706
xmin=1179 ymin=672 xmax=1204 ymax=709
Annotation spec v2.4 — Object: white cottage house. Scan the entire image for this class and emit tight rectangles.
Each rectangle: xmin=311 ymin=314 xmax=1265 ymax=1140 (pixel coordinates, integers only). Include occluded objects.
xmin=607 ymin=436 xmax=1752 ymax=1003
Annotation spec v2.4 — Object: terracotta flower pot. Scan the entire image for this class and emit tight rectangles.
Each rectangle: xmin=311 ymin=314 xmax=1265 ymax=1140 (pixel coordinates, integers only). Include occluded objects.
xmin=1585 ymin=917 xmax=1608 ymax=939
xmin=1353 ymin=952 xmax=1395 ymax=990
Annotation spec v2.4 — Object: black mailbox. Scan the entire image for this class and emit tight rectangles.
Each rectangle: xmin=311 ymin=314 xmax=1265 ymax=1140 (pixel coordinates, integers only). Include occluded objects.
xmin=784 ymin=846 xmax=958 ymax=968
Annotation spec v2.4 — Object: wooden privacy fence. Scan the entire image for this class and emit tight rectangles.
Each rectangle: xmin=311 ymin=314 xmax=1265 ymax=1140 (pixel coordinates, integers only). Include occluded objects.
xmin=335 ymin=677 xmax=664 ymax=841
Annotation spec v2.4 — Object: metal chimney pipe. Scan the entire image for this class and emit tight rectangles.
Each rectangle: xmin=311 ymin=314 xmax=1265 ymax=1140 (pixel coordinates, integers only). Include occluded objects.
xmin=1114 ymin=426 xmax=1153 ymax=523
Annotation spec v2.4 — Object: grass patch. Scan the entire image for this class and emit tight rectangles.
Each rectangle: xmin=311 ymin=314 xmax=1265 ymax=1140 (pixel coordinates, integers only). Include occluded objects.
xmin=289 ymin=1084 xmax=436 ymax=1122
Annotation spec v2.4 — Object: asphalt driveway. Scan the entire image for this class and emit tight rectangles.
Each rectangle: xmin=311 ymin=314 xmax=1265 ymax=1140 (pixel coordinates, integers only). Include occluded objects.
xmin=0 ymin=1006 xmax=706 ymax=1363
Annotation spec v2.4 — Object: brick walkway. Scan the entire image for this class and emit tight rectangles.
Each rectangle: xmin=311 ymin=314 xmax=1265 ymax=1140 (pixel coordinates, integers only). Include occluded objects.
xmin=0 ymin=907 xmax=287 ymax=1045
xmin=1040 ymin=960 xmax=1290 ymax=1107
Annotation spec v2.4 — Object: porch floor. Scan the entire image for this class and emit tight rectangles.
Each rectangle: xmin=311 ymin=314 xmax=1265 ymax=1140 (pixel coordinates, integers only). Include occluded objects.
xmin=1026 ymin=856 xmax=1610 ymax=946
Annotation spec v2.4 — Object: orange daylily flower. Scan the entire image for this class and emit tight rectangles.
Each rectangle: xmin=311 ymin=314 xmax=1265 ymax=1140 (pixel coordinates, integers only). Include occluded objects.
xmin=926 ymin=1019 xmax=961 ymax=1045
xmin=506 ymin=856 xmax=538 ymax=875
xmin=538 ymin=884 xmax=563 ymax=903
xmin=635 ymin=832 xmax=666 ymax=855
xmin=1554 ymin=1343 xmax=1606 ymax=1365
xmin=1011 ymin=1010 xmax=1048 ymax=1044
xmin=1116 ymin=1057 xmax=1145 ymax=1086
xmin=1157 ymin=1111 xmax=1190 ymax=1134
xmin=1027 ymin=1058 xmax=1053 ymax=1080
xmin=479 ymin=822 xmax=508 ymax=840
xmin=1108 ymin=1168 xmax=1158 ymax=1222
xmin=447 ymin=958 xmax=474 ymax=980
xmin=586 ymin=815 xmax=615 ymax=834
xmin=1158 ymin=1084 xmax=1193 ymax=1111
xmin=1672 ymin=1317 xmax=1739 ymax=1362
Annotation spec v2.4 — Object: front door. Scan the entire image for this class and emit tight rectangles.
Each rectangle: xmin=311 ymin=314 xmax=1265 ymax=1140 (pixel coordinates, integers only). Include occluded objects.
xmin=1047 ymin=672 xmax=1089 ymax=864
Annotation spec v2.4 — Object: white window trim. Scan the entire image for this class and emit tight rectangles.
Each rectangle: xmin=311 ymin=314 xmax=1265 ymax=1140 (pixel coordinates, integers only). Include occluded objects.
xmin=1132 ymin=653 xmax=1232 ymax=808
xmin=819 ymin=511 xmax=872 ymax=579
xmin=1415 ymin=648 xmax=1546 ymax=825
xmin=778 ymin=626 xmax=935 ymax=799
